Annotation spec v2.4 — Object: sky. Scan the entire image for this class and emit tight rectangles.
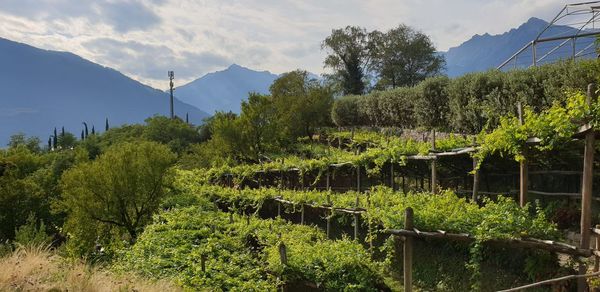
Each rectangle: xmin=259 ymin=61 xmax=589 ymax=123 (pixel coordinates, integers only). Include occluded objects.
xmin=0 ymin=0 xmax=565 ymax=89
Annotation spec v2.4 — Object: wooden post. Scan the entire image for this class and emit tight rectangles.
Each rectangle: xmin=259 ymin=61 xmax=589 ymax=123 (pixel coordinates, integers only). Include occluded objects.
xmin=201 ymin=253 xmax=207 ymax=272
xmin=595 ymin=224 xmax=600 ymax=273
xmin=367 ymin=192 xmax=373 ymax=252
xmin=354 ymin=194 xmax=360 ymax=240
xmin=327 ymin=211 xmax=332 ymax=239
xmin=518 ymin=102 xmax=528 ymax=207
xmin=472 ymin=156 xmax=480 ymax=202
xmin=279 ymin=241 xmax=288 ymax=265
xmin=390 ymin=163 xmax=395 ymax=190
xmin=402 ymin=175 xmax=406 ymax=193
xmin=300 ymin=204 xmax=305 ymax=225
xmin=326 ymin=168 xmax=330 ymax=191
xmin=277 ymin=201 xmax=281 ymax=218
xmin=404 ymin=207 xmax=414 ymax=292
xmin=431 ymin=159 xmax=438 ymax=194
xmin=579 ymin=84 xmax=596 ymax=292
xmin=472 ymin=137 xmax=480 ymax=202
xmin=357 ymin=165 xmax=361 ymax=193
xmin=354 ymin=213 xmax=359 ymax=241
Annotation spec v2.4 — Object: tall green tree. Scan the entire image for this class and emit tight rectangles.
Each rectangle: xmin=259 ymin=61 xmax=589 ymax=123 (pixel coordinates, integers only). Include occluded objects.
xmin=59 ymin=141 xmax=176 ymax=252
xmin=8 ymin=133 xmax=41 ymax=153
xmin=370 ymin=24 xmax=445 ymax=89
xmin=270 ymin=70 xmax=333 ymax=139
xmin=239 ymin=93 xmax=279 ymax=161
xmin=322 ymin=26 xmax=371 ymax=95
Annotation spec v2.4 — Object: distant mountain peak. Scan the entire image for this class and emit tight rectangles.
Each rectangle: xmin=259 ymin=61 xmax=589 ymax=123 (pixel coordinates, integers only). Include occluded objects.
xmin=175 ymin=64 xmax=278 ymax=114
xmin=0 ymin=37 xmax=208 ymax=145
xmin=442 ymin=16 xmax=591 ymax=77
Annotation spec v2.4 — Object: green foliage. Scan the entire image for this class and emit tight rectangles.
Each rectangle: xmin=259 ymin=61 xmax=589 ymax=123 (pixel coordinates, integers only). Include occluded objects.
xmin=415 ymin=76 xmax=450 ymax=130
xmin=117 ymin=206 xmax=385 ymax=291
xmin=476 ymin=90 xmax=591 ymax=163
xmin=8 ymin=133 xmax=41 ymax=153
xmin=142 ymin=116 xmax=202 ymax=153
xmin=0 ymin=146 xmax=84 ymax=241
xmin=331 ymin=59 xmax=600 ymax=133
xmin=176 ymin=173 xmax=559 ymax=241
xmin=58 ymin=141 xmax=176 ymax=255
xmin=14 ymin=213 xmax=52 ymax=247
xmin=322 ymin=26 xmax=370 ymax=95
xmin=270 ymin=70 xmax=334 ymax=139
xmin=370 ymin=24 xmax=445 ymax=89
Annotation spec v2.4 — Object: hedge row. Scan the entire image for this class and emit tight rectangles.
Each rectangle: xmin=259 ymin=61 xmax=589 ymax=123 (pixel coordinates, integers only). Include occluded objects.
xmin=332 ymin=59 xmax=600 ymax=134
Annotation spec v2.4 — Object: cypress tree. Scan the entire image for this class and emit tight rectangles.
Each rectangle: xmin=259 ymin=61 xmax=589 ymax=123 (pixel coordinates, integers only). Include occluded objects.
xmin=54 ymin=127 xmax=57 ymax=139
xmin=81 ymin=130 xmax=84 ymax=140
xmin=186 ymin=113 xmax=189 ymax=124
xmin=83 ymin=122 xmax=88 ymax=138
xmin=52 ymin=134 xmax=57 ymax=149
xmin=61 ymin=126 xmax=65 ymax=137
xmin=91 ymin=125 xmax=95 ymax=135
xmin=47 ymin=137 xmax=52 ymax=150
xmin=105 ymin=118 xmax=109 ymax=131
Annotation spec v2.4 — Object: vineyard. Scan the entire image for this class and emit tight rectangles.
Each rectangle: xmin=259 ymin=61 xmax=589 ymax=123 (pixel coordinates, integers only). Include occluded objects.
xmin=5 ymin=59 xmax=600 ymax=291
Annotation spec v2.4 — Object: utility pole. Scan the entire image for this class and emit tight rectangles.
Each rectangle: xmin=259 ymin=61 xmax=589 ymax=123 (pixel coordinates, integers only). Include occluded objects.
xmin=168 ymin=71 xmax=175 ymax=119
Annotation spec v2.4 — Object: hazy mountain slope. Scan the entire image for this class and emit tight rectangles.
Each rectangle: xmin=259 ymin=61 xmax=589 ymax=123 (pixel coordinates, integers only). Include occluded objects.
xmin=443 ymin=17 xmax=595 ymax=76
xmin=0 ymin=37 xmax=208 ymax=146
xmin=174 ymin=64 xmax=278 ymax=114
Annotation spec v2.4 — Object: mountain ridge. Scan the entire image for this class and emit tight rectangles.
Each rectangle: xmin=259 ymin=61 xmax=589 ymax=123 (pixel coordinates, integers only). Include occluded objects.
xmin=0 ymin=37 xmax=209 ymax=146
xmin=443 ymin=17 xmax=596 ymax=76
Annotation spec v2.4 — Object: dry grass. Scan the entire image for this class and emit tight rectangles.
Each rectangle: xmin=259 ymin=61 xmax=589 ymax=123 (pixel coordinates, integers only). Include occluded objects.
xmin=0 ymin=245 xmax=181 ymax=292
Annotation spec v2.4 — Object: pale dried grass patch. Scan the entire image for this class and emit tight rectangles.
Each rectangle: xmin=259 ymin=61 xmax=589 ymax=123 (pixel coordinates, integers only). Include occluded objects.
xmin=0 ymin=245 xmax=180 ymax=292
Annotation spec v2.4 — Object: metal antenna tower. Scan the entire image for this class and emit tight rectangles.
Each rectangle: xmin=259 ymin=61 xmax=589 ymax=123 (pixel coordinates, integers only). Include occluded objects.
xmin=498 ymin=1 xmax=600 ymax=70
xmin=168 ymin=71 xmax=174 ymax=119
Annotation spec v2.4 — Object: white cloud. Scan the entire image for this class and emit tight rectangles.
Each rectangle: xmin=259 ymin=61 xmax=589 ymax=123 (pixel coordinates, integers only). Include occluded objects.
xmin=0 ymin=0 xmax=568 ymax=88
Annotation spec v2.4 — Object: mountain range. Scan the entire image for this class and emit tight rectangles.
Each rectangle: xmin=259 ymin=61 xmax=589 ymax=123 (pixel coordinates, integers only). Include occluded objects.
xmin=0 ymin=37 xmax=209 ymax=146
xmin=443 ymin=17 xmax=596 ymax=76
xmin=0 ymin=16 xmax=592 ymax=146
xmin=174 ymin=64 xmax=278 ymax=114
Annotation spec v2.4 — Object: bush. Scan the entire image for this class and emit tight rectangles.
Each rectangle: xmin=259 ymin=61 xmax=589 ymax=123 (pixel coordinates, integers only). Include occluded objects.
xmin=331 ymin=59 xmax=600 ymax=133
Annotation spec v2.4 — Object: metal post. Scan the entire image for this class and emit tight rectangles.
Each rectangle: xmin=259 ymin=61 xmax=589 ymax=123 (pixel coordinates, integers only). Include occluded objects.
xmin=532 ymin=41 xmax=537 ymax=66
xmin=517 ymin=102 xmax=528 ymax=207
xmin=168 ymin=71 xmax=174 ymax=119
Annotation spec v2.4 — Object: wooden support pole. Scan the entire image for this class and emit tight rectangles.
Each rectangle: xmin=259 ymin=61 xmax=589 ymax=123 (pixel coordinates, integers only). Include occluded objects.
xmin=201 ymin=253 xmax=207 ymax=272
xmin=390 ymin=163 xmax=395 ymax=190
xmin=431 ymin=159 xmax=438 ymax=194
xmin=367 ymin=193 xmax=373 ymax=252
xmin=326 ymin=169 xmax=330 ymax=190
xmin=402 ymin=175 xmax=406 ymax=193
xmin=579 ymin=83 xmax=596 ymax=292
xmin=357 ymin=164 xmax=361 ymax=193
xmin=404 ymin=207 xmax=414 ymax=292
xmin=354 ymin=213 xmax=359 ymax=241
xmin=518 ymin=102 xmax=528 ymax=207
xmin=301 ymin=204 xmax=305 ymax=225
xmin=595 ymin=224 xmax=600 ymax=273
xmin=354 ymin=194 xmax=360 ymax=240
xmin=277 ymin=201 xmax=281 ymax=218
xmin=279 ymin=240 xmax=288 ymax=265
xmin=472 ymin=156 xmax=480 ymax=202
xmin=327 ymin=211 xmax=332 ymax=239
